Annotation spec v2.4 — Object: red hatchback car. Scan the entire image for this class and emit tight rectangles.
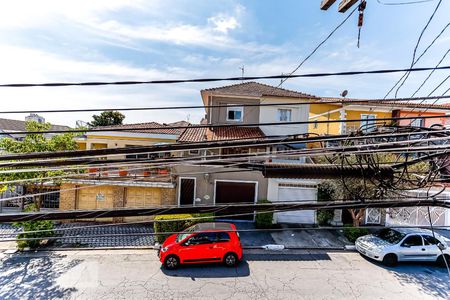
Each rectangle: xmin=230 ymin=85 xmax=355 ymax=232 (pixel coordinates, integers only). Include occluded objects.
xmin=158 ymin=222 xmax=243 ymax=270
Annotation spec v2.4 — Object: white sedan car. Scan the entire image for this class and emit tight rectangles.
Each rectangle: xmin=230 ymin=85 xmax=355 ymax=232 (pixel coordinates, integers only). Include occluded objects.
xmin=355 ymin=228 xmax=450 ymax=266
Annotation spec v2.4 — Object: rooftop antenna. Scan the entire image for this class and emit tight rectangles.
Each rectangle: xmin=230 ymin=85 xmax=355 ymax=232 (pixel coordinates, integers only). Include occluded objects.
xmin=280 ymin=73 xmax=286 ymax=88
xmin=239 ymin=65 xmax=245 ymax=83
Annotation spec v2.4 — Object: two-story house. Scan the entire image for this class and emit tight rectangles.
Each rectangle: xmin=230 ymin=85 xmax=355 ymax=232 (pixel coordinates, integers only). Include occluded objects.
xmin=175 ymin=82 xmax=320 ymax=223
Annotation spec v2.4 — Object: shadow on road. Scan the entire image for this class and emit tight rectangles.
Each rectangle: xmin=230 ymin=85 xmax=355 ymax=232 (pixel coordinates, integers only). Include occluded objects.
xmin=360 ymin=255 xmax=450 ymax=298
xmin=244 ymin=252 xmax=331 ymax=262
xmin=161 ymin=252 xmax=331 ymax=278
xmin=0 ymin=252 xmax=82 ymax=299
xmin=161 ymin=261 xmax=250 ymax=278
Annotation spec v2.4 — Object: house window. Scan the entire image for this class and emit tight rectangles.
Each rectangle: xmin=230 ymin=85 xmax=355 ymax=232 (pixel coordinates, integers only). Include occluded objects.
xmin=360 ymin=114 xmax=376 ymax=132
xmin=410 ymin=118 xmax=424 ymax=127
xmin=226 ymin=106 xmax=243 ymax=122
xmin=189 ymin=149 xmax=200 ymax=155
xmin=277 ymin=109 xmax=292 ymax=122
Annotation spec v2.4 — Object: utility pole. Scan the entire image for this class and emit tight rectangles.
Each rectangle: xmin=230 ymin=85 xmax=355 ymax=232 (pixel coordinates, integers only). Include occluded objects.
xmin=320 ymin=0 xmax=358 ymax=12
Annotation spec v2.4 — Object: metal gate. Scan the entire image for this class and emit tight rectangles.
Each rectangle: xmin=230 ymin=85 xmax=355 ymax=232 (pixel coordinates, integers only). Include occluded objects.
xmin=386 ymin=207 xmax=447 ymax=226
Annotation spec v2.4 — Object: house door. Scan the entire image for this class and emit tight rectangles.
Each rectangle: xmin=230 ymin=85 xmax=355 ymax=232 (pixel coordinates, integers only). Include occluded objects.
xmin=179 ymin=178 xmax=195 ymax=206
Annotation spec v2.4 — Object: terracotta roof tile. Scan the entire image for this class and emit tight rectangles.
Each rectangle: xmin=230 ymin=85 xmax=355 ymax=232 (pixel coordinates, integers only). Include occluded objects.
xmin=178 ymin=126 xmax=265 ymax=142
xmin=321 ymin=97 xmax=450 ymax=110
xmin=202 ymin=81 xmax=317 ymax=99
xmin=93 ymin=121 xmax=189 ymax=135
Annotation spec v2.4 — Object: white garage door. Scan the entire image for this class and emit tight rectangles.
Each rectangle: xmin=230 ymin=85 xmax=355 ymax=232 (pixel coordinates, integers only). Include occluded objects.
xmin=275 ymin=185 xmax=317 ymax=224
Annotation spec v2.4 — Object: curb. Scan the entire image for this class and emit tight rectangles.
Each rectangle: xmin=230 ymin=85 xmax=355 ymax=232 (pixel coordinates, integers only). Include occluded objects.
xmin=3 ymin=245 xmax=355 ymax=253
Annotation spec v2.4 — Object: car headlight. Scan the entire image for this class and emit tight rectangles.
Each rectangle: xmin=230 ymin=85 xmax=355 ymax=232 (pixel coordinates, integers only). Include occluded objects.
xmin=161 ymin=247 xmax=169 ymax=252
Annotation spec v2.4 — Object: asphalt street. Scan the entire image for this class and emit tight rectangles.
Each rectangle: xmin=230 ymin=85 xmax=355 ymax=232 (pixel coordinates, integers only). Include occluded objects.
xmin=0 ymin=249 xmax=448 ymax=300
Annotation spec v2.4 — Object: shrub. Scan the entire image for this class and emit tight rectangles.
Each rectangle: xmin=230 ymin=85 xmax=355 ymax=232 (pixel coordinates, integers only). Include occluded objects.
xmin=153 ymin=213 xmax=214 ymax=243
xmin=317 ymin=182 xmax=336 ymax=226
xmin=255 ymin=199 xmax=274 ymax=229
xmin=12 ymin=204 xmax=55 ymax=250
xmin=343 ymin=225 xmax=369 ymax=243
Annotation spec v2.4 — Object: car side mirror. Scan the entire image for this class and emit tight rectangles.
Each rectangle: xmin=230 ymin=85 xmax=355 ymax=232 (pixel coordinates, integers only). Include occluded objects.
xmin=438 ymin=243 xmax=446 ymax=251
xmin=401 ymin=243 xmax=411 ymax=248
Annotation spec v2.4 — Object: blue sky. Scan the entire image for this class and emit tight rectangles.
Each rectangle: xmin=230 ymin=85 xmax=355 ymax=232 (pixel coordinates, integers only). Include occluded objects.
xmin=0 ymin=0 xmax=449 ymax=126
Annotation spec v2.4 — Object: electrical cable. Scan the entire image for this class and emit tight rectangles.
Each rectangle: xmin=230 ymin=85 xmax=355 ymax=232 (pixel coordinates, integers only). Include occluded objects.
xmin=278 ymin=6 xmax=358 ymax=87
xmin=1 ymin=94 xmax=450 ymax=115
xmin=2 ymin=114 xmax=450 ymax=136
xmin=377 ymin=0 xmax=435 ymax=5
xmin=0 ymin=66 xmax=449 ymax=88
xmin=393 ymin=0 xmax=443 ymax=98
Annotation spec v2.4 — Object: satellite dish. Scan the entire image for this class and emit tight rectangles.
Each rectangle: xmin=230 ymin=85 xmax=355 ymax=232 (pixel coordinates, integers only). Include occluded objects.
xmin=340 ymin=90 xmax=348 ymax=98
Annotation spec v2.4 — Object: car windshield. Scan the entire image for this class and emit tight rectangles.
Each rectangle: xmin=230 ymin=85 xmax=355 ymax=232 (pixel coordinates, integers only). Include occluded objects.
xmin=376 ymin=228 xmax=405 ymax=244
xmin=175 ymin=225 xmax=195 ymax=243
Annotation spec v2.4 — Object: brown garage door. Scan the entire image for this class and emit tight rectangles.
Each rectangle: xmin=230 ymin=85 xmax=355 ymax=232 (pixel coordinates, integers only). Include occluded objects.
xmin=215 ymin=181 xmax=256 ymax=220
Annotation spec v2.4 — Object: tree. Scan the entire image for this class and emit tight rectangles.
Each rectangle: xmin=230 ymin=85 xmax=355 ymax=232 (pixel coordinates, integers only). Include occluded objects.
xmin=0 ymin=121 xmax=80 ymax=210
xmin=317 ymin=153 xmax=429 ymax=227
xmin=0 ymin=121 xmax=81 ymax=249
xmin=89 ymin=111 xmax=125 ymax=127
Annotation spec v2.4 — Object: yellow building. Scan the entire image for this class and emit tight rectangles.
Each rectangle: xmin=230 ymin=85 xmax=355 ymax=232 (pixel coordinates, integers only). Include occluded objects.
xmin=309 ymin=98 xmax=392 ymax=137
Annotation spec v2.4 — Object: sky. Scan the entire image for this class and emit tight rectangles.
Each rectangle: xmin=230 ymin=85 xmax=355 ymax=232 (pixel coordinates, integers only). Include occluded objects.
xmin=0 ymin=0 xmax=449 ymax=127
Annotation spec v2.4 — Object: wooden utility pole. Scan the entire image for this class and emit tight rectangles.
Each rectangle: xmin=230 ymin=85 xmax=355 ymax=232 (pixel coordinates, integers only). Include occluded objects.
xmin=320 ymin=0 xmax=358 ymax=12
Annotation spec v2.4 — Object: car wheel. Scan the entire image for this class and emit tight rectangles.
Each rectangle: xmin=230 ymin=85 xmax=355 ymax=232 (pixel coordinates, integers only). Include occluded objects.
xmin=436 ymin=254 xmax=450 ymax=268
xmin=224 ymin=253 xmax=238 ymax=267
xmin=382 ymin=254 xmax=398 ymax=267
xmin=164 ymin=255 xmax=180 ymax=270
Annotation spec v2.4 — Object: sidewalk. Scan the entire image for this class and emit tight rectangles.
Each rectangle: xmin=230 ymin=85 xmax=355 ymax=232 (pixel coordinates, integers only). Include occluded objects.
xmin=0 ymin=222 xmax=350 ymax=250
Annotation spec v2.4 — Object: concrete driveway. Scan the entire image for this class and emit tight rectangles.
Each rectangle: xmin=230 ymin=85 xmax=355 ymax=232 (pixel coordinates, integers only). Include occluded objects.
xmin=0 ymin=249 xmax=448 ymax=299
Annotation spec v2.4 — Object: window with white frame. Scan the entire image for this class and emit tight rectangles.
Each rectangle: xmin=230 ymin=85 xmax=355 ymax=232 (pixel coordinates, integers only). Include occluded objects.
xmin=277 ymin=109 xmax=292 ymax=122
xmin=360 ymin=114 xmax=376 ymax=132
xmin=226 ymin=106 xmax=243 ymax=122
xmin=410 ymin=118 xmax=424 ymax=127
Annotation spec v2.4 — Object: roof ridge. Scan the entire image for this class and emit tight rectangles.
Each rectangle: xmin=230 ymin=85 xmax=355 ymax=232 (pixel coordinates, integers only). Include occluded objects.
xmin=201 ymin=81 xmax=316 ymax=99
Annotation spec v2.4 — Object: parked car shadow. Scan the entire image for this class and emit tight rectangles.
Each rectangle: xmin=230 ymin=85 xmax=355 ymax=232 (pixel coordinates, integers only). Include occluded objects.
xmin=0 ymin=252 xmax=81 ymax=299
xmin=161 ymin=261 xmax=250 ymax=278
xmin=161 ymin=252 xmax=331 ymax=278
xmin=360 ymin=255 xmax=449 ymax=298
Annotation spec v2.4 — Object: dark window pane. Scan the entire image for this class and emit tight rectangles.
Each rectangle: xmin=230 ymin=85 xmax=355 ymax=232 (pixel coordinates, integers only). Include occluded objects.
xmin=402 ymin=235 xmax=423 ymax=246
xmin=217 ymin=232 xmax=231 ymax=242
xmin=422 ymin=235 xmax=440 ymax=245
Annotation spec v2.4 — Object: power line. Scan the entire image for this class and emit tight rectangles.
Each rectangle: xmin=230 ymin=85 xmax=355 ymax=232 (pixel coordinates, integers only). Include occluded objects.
xmin=0 ymin=126 xmax=446 ymax=161
xmin=384 ymin=2 xmax=446 ymax=98
xmin=0 ymin=66 xmax=449 ymax=88
xmin=376 ymin=0 xmax=436 ymax=5
xmin=0 ymin=199 xmax=448 ymax=222
xmin=278 ymin=6 xmax=358 ymax=87
xmin=393 ymin=0 xmax=443 ymax=98
xmin=3 ymin=114 xmax=450 ymax=135
xmin=410 ymin=48 xmax=450 ymax=97
xmin=1 ymin=94 xmax=450 ymax=115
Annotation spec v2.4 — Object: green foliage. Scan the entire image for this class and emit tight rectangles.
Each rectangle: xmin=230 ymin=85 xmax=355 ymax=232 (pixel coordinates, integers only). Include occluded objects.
xmin=89 ymin=111 xmax=125 ymax=127
xmin=0 ymin=121 xmax=81 ymax=209
xmin=343 ymin=225 xmax=369 ymax=243
xmin=255 ymin=199 xmax=274 ymax=229
xmin=12 ymin=204 xmax=55 ymax=249
xmin=153 ymin=213 xmax=214 ymax=243
xmin=317 ymin=182 xmax=336 ymax=226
